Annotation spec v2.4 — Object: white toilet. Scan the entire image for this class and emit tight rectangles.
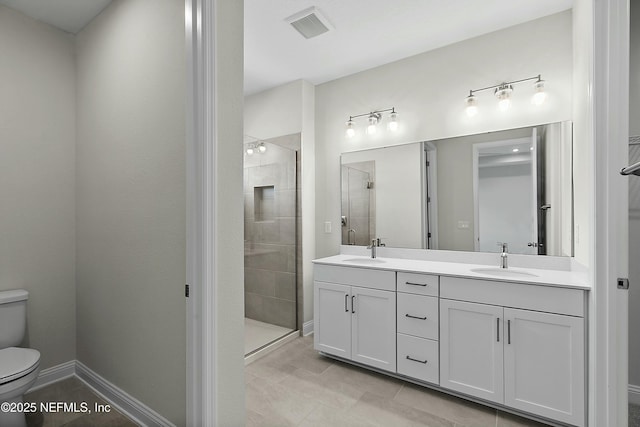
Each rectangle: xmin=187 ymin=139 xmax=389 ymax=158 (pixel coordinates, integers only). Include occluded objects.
xmin=0 ymin=290 xmax=41 ymax=427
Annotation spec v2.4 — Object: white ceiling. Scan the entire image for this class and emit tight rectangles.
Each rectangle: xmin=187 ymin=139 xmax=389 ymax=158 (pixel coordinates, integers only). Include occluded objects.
xmin=245 ymin=0 xmax=573 ymax=95
xmin=0 ymin=0 xmax=112 ymax=34
xmin=0 ymin=0 xmax=573 ymax=96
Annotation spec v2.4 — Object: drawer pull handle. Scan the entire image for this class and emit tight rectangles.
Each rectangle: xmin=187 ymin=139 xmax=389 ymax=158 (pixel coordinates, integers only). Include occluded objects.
xmin=405 ymin=313 xmax=427 ymax=320
xmin=405 ymin=281 xmax=427 ymax=287
xmin=406 ymin=355 xmax=428 ymax=364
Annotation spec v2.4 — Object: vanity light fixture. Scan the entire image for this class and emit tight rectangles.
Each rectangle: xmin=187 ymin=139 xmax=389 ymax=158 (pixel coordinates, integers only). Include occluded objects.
xmin=464 ymin=74 xmax=546 ymax=115
xmin=345 ymin=107 xmax=398 ymax=138
xmin=245 ymin=142 xmax=266 ymax=155
xmin=464 ymin=93 xmax=478 ymax=117
xmin=366 ymin=112 xmax=381 ymax=135
xmin=345 ymin=119 xmax=355 ymax=138
xmin=388 ymin=111 xmax=399 ymax=131
xmin=531 ymin=77 xmax=547 ymax=106
xmin=495 ymin=84 xmax=513 ymax=111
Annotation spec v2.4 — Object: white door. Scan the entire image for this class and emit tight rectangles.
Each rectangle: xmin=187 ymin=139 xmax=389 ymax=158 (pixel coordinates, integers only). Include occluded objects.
xmin=351 ymin=286 xmax=396 ymax=372
xmin=314 ymin=281 xmax=351 ymax=359
xmin=503 ymin=308 xmax=585 ymax=426
xmin=440 ymin=299 xmax=504 ymax=403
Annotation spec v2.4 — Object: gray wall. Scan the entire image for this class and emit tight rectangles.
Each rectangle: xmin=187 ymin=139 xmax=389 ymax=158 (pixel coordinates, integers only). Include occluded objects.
xmin=629 ymin=0 xmax=640 ymax=392
xmin=315 ymin=11 xmax=573 ymax=259
xmin=0 ymin=5 xmax=77 ymax=370
xmin=75 ymin=0 xmax=186 ymax=425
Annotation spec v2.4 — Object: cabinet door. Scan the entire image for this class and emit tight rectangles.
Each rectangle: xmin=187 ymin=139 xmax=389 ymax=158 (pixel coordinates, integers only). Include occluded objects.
xmin=504 ymin=308 xmax=584 ymax=426
xmin=314 ymin=281 xmax=351 ymax=359
xmin=351 ymin=286 xmax=396 ymax=372
xmin=440 ymin=299 xmax=504 ymax=403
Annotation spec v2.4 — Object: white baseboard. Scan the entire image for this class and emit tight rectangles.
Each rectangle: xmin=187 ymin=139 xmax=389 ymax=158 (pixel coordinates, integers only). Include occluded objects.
xmin=29 ymin=360 xmax=174 ymax=427
xmin=76 ymin=361 xmax=174 ymax=427
xmin=303 ymin=320 xmax=314 ymax=336
xmin=630 ymin=384 xmax=640 ymax=406
xmin=30 ymin=360 xmax=76 ymax=391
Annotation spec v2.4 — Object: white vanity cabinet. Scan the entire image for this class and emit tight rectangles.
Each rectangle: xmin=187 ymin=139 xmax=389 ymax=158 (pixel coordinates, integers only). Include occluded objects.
xmin=439 ymin=276 xmax=585 ymax=427
xmin=314 ymin=264 xmax=396 ymax=372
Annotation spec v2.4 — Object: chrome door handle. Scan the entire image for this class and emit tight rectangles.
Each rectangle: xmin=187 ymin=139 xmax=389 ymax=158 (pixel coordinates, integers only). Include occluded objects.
xmin=344 ymin=294 xmax=349 ymax=312
xmin=405 ymin=314 xmax=427 ymax=320
xmin=351 ymin=295 xmax=355 ymax=314
xmin=497 ymin=318 xmax=500 ymax=342
xmin=507 ymin=319 xmax=511 ymax=344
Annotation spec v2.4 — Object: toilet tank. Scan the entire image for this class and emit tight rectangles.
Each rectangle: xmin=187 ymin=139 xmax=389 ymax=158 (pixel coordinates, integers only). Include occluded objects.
xmin=0 ymin=290 xmax=28 ymax=349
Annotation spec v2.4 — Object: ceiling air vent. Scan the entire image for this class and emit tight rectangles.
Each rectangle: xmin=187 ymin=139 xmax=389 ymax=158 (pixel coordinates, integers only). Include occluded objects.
xmin=285 ymin=7 xmax=333 ymax=39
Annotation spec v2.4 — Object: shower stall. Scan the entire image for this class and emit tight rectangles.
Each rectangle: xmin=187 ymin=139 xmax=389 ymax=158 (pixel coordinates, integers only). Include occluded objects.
xmin=243 ymin=134 xmax=301 ymax=356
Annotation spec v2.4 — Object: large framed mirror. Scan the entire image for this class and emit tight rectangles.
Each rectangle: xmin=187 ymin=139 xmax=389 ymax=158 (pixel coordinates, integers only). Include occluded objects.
xmin=340 ymin=121 xmax=573 ymax=256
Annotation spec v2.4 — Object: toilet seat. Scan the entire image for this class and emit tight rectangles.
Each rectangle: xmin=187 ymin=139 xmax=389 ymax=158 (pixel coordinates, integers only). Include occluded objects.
xmin=0 ymin=348 xmax=40 ymax=385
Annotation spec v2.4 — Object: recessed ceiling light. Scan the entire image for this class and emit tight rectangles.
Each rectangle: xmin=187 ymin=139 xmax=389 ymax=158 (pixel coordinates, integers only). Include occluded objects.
xmin=512 ymin=148 xmax=519 ymax=153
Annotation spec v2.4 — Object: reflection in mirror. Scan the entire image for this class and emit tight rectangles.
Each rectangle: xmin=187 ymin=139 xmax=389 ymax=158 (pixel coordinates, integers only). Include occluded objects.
xmin=340 ymin=121 xmax=573 ymax=256
xmin=341 ymin=162 xmax=375 ymax=246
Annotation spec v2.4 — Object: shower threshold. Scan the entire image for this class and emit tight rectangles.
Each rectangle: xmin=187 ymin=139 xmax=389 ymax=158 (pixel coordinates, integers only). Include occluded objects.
xmin=244 ymin=318 xmax=298 ymax=364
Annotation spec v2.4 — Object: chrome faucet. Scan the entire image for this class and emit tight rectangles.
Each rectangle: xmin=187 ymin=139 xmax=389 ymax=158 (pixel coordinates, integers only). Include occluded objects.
xmin=497 ymin=242 xmax=508 ymax=268
xmin=367 ymin=238 xmax=386 ymax=258
xmin=367 ymin=239 xmax=378 ymax=258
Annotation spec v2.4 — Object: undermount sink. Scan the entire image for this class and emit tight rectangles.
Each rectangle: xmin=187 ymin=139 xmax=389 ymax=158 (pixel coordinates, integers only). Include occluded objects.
xmin=342 ymin=257 xmax=386 ymax=264
xmin=470 ymin=267 xmax=539 ymax=278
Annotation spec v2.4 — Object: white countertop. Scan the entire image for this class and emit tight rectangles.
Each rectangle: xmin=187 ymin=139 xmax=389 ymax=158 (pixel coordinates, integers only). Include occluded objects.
xmin=313 ymin=254 xmax=591 ymax=290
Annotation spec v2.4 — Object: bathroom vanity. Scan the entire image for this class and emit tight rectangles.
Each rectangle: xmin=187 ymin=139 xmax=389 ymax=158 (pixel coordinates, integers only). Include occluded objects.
xmin=313 ymin=254 xmax=589 ymax=427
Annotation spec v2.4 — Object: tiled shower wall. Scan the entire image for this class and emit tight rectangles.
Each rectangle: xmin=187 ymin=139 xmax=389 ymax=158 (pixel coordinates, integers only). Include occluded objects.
xmin=244 ymin=134 xmax=300 ymax=329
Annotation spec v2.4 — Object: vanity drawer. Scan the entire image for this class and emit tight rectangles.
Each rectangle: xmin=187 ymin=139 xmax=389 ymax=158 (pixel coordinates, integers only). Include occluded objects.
xmin=397 ymin=293 xmax=438 ymax=340
xmin=440 ymin=276 xmax=584 ymax=317
xmin=314 ymin=264 xmax=395 ymax=292
xmin=397 ymin=333 xmax=439 ymax=385
xmin=397 ymin=272 xmax=439 ymax=296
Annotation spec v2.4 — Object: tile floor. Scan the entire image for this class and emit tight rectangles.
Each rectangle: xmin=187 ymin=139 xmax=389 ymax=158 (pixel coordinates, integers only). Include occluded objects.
xmin=246 ymin=335 xmax=552 ymax=427
xmin=20 ymin=345 xmax=640 ymax=427
xmin=245 ymin=317 xmax=294 ymax=355
xmin=631 ymin=403 xmax=640 ymax=427
xmin=24 ymin=377 xmax=137 ymax=427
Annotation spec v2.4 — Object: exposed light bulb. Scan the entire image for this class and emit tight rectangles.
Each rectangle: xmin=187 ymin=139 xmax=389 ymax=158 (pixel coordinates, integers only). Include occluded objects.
xmin=388 ymin=112 xmax=398 ymax=131
xmin=246 ymin=147 xmax=254 ymax=155
xmin=530 ymin=146 xmax=534 ymax=151
xmin=366 ymin=114 xmax=379 ymax=135
xmin=495 ymin=84 xmax=513 ymax=112
xmin=531 ymin=79 xmax=547 ymax=106
xmin=345 ymin=119 xmax=355 ymax=138
xmin=512 ymin=148 xmax=519 ymax=153
xmin=498 ymin=98 xmax=511 ymax=111
xmin=465 ymin=94 xmax=478 ymax=117
xmin=258 ymin=143 xmax=266 ymax=153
